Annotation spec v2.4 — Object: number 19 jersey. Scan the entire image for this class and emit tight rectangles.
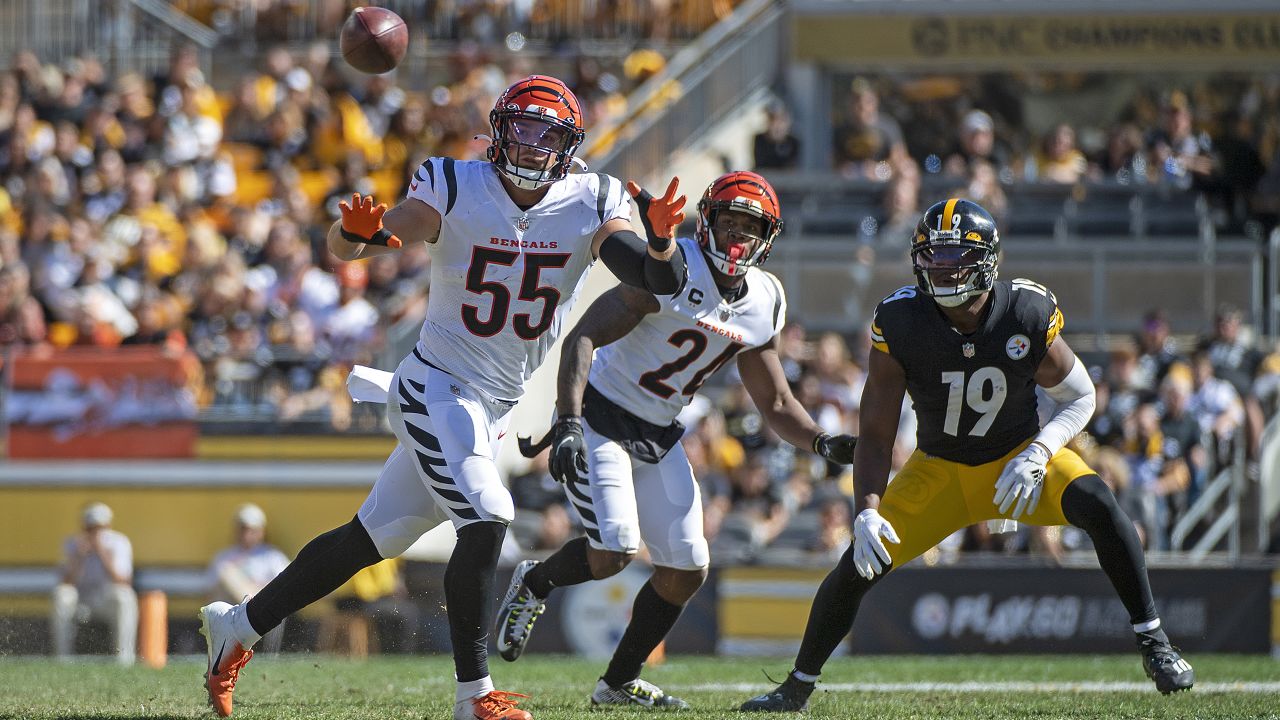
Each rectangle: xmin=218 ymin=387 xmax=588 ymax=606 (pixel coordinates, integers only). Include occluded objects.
xmin=590 ymin=237 xmax=787 ymax=427
xmin=870 ymin=279 xmax=1064 ymax=465
xmin=406 ymin=158 xmax=631 ymax=401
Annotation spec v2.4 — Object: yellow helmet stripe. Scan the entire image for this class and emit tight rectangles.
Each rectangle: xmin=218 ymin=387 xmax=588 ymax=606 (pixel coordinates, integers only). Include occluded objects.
xmin=942 ymin=197 xmax=960 ymax=231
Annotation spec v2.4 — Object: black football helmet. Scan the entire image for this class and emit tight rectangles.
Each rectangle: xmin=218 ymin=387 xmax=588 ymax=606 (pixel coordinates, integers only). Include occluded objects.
xmin=911 ymin=198 xmax=1000 ymax=307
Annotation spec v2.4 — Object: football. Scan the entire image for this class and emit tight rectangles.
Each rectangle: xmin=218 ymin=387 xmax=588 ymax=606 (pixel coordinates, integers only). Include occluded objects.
xmin=340 ymin=6 xmax=409 ymax=74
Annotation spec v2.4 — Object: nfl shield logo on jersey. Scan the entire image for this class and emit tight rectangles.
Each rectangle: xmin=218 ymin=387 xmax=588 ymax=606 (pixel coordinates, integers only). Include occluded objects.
xmin=1005 ymin=334 xmax=1030 ymax=360
xmin=962 ymin=342 xmax=975 ymax=358
xmin=516 ymin=214 xmax=530 ymax=232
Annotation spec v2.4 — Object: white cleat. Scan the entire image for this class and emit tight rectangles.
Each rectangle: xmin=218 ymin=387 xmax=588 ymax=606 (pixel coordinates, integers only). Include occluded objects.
xmin=198 ymin=601 xmax=254 ymax=718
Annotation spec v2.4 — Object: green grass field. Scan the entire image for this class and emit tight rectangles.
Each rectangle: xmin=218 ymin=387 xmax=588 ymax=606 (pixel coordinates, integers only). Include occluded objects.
xmin=3 ymin=654 xmax=1278 ymax=720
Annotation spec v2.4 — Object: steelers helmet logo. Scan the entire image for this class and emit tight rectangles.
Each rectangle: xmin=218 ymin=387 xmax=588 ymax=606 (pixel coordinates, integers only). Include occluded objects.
xmin=1006 ymin=334 xmax=1030 ymax=360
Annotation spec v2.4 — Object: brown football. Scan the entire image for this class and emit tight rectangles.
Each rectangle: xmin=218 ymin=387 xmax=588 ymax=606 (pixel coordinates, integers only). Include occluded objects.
xmin=340 ymin=7 xmax=408 ymax=74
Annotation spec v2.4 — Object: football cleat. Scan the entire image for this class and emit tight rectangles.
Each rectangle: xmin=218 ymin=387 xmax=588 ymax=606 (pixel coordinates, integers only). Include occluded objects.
xmin=739 ymin=675 xmax=815 ymax=713
xmin=1140 ymin=636 xmax=1195 ymax=695
xmin=591 ymin=677 xmax=689 ymax=709
xmin=496 ymin=560 xmax=546 ymax=662
xmin=454 ymin=690 xmax=533 ymax=720
xmin=199 ymin=602 xmax=254 ymax=717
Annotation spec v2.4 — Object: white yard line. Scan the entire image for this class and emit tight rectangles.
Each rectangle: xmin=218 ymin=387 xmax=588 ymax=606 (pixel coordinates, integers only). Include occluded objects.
xmin=670 ymin=681 xmax=1280 ymax=694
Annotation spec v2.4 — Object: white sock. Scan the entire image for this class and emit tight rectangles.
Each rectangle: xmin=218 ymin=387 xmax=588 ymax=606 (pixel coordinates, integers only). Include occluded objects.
xmin=791 ymin=669 xmax=819 ymax=684
xmin=230 ymin=603 xmax=262 ymax=648
xmin=456 ymin=676 xmax=495 ymax=704
xmin=1133 ymin=618 xmax=1161 ymax=634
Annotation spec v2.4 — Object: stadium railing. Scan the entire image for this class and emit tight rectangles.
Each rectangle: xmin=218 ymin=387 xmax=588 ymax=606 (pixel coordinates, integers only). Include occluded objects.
xmin=0 ymin=0 xmax=216 ymax=77
xmin=585 ymin=0 xmax=785 ymax=183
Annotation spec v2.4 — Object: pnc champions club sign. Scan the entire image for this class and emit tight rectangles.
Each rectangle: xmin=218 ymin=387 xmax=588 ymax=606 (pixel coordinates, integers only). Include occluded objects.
xmin=794 ymin=13 xmax=1280 ymax=69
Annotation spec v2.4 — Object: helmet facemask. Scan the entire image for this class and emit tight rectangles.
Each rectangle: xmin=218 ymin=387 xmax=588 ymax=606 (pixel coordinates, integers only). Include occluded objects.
xmin=912 ymin=236 xmax=998 ymax=307
xmin=488 ymin=113 xmax=583 ymax=190
xmin=698 ymin=204 xmax=781 ymax=277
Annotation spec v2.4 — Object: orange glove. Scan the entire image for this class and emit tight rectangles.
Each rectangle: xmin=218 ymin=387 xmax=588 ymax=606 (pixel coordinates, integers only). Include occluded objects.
xmin=339 ymin=193 xmax=402 ymax=248
xmin=626 ymin=177 xmax=686 ymax=252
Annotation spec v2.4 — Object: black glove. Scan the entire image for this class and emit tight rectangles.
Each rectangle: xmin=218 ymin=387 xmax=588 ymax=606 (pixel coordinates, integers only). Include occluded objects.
xmin=517 ymin=415 xmax=588 ymax=484
xmin=814 ymin=432 xmax=857 ymax=464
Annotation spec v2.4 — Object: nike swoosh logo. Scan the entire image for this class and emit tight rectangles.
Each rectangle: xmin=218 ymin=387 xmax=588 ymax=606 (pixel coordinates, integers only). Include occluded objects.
xmin=211 ymin=641 xmax=226 ymax=675
xmin=410 ymin=182 xmax=419 ymax=191
xmin=498 ymin=431 xmax=507 ymax=440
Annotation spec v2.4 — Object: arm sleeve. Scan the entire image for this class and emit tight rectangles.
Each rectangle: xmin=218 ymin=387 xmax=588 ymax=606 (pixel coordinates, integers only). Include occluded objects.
xmin=598 ymin=229 xmax=687 ymax=296
xmin=406 ymin=157 xmax=457 ymax=216
xmin=1034 ymin=355 xmax=1096 ymax=456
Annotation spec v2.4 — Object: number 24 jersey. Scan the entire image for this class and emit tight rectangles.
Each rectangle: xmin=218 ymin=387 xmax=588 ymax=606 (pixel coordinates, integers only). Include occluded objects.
xmin=871 ymin=279 xmax=1064 ymax=465
xmin=591 ymin=236 xmax=787 ymax=427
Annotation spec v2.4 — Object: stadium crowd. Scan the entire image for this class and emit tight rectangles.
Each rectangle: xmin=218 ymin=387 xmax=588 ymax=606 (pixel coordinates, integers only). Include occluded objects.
xmin=2 ymin=34 xmax=1277 ymax=562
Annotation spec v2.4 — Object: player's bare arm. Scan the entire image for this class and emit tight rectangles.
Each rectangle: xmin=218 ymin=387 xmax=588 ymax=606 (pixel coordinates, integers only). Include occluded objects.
xmin=737 ymin=335 xmax=855 ymax=463
xmin=590 ymin=177 xmax=687 ymax=295
xmin=326 ymin=194 xmax=441 ymax=261
xmin=556 ymin=284 xmax=659 ymax=417
xmin=853 ymin=346 xmax=908 ymax=512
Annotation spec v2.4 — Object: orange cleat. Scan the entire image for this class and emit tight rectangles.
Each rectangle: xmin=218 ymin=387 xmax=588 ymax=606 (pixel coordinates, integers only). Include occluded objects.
xmin=454 ymin=690 xmax=533 ymax=720
xmin=199 ymin=602 xmax=255 ymax=717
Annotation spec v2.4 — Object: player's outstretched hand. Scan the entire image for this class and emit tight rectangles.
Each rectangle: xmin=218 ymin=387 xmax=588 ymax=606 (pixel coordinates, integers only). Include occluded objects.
xmin=517 ymin=415 xmax=588 ymax=484
xmin=851 ymin=508 xmax=899 ymax=580
xmin=627 ymin=177 xmax=686 ymax=253
xmin=339 ymin=193 xmax=402 ymax=248
xmin=994 ymin=442 xmax=1049 ymax=520
xmin=814 ymin=433 xmax=857 ymax=464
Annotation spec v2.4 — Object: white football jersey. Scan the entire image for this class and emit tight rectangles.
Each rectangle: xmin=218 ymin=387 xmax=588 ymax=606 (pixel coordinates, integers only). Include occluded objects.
xmin=406 ymin=158 xmax=631 ymax=401
xmin=591 ymin=236 xmax=786 ymax=426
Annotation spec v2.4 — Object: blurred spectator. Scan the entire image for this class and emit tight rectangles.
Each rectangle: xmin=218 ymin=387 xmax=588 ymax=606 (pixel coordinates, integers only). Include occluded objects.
xmin=805 ymin=494 xmax=851 ymax=562
xmin=51 ymin=503 xmax=136 ymax=664
xmin=1147 ymin=91 xmax=1217 ymax=189
xmin=833 ymin=78 xmax=908 ymax=179
xmin=1134 ymin=309 xmax=1180 ymax=391
xmin=1095 ymin=123 xmax=1149 ymax=183
xmin=944 ymin=110 xmax=1010 ymax=178
xmin=1188 ymin=348 xmax=1245 ymax=457
xmin=1121 ymin=402 xmax=1190 ymax=551
xmin=1198 ymin=303 xmax=1262 ymax=398
xmin=753 ymin=101 xmax=801 ymax=170
xmin=1158 ymin=365 xmax=1207 ymax=498
xmin=205 ymin=503 xmax=290 ymax=651
xmin=1026 ymin=123 xmax=1087 ymax=184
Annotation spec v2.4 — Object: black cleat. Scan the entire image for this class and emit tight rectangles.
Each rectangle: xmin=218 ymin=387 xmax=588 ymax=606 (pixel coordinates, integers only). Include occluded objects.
xmin=495 ymin=560 xmax=545 ymax=662
xmin=739 ymin=675 xmax=815 ymax=712
xmin=1140 ymin=636 xmax=1195 ymax=695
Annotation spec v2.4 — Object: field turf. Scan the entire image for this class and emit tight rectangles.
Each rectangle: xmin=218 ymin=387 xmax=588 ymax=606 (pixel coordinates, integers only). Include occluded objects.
xmin=3 ymin=654 xmax=1277 ymax=719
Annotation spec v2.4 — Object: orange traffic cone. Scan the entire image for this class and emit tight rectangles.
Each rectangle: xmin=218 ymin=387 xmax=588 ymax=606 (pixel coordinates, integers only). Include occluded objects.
xmin=138 ymin=590 xmax=168 ymax=669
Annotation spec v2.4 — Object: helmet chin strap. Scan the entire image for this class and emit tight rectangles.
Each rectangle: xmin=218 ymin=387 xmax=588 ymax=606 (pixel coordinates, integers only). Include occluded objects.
xmin=933 ymin=292 xmax=973 ymax=308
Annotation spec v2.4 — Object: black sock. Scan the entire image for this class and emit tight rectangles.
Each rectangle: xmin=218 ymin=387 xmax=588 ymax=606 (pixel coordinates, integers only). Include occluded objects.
xmin=447 ymin=521 xmax=506 ymax=683
xmin=601 ymin=581 xmax=684 ymax=688
xmin=524 ymin=537 xmax=593 ymax=599
xmin=246 ymin=515 xmax=383 ymax=636
xmin=1136 ymin=627 xmax=1171 ymax=648
xmin=1061 ymin=474 xmax=1158 ymax=626
xmin=794 ymin=545 xmax=880 ymax=677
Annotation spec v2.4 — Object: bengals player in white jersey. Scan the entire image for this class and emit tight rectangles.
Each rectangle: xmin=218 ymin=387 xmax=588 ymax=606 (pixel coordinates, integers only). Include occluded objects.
xmin=198 ymin=75 xmax=691 ymax=720
xmin=494 ymin=172 xmax=857 ymax=709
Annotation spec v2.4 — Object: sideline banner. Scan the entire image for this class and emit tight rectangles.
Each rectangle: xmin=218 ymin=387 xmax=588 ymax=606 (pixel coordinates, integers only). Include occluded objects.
xmin=794 ymin=14 xmax=1280 ymax=69
xmin=5 ymin=348 xmax=198 ymax=458
xmin=719 ymin=566 xmax=1272 ymax=655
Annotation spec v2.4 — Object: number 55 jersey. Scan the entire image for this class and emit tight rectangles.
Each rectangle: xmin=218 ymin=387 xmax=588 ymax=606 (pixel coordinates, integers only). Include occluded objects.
xmin=408 ymin=158 xmax=632 ymax=402
xmin=590 ymin=236 xmax=787 ymax=428
xmin=871 ymin=278 xmax=1064 ymax=465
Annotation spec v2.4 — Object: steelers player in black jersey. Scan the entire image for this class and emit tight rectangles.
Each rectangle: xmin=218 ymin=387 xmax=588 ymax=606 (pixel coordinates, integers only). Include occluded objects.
xmin=740 ymin=199 xmax=1195 ymax=713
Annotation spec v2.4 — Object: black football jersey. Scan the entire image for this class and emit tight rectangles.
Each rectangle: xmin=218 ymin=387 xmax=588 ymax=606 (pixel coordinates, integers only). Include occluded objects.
xmin=870 ymin=279 xmax=1064 ymax=465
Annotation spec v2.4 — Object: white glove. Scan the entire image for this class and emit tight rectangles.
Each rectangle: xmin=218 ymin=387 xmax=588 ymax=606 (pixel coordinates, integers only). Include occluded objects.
xmin=994 ymin=443 xmax=1050 ymax=520
xmin=851 ymin=508 xmax=900 ymax=580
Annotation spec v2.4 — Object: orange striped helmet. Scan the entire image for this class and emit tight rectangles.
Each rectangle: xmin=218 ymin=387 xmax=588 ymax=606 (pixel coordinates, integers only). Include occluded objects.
xmin=695 ymin=171 xmax=783 ymax=277
xmin=487 ymin=75 xmax=586 ymax=190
